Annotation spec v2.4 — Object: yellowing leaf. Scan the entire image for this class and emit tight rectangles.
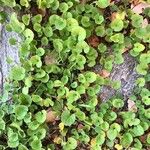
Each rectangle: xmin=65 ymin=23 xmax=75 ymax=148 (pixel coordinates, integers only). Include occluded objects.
xmin=90 ymin=138 xmax=96 ymax=146
xmin=53 ymin=137 xmax=62 ymax=144
xmin=59 ymin=122 xmax=64 ymax=131
xmin=115 ymin=144 xmax=123 ymax=150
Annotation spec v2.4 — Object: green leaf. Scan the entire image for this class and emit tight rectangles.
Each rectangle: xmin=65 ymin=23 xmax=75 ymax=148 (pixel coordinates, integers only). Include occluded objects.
xmin=9 ymin=38 xmax=17 ymax=45
xmin=85 ymin=72 xmax=97 ymax=83
xmin=0 ymin=119 xmax=5 ymax=130
xmin=112 ymin=99 xmax=124 ymax=108
xmin=18 ymin=144 xmax=28 ymax=150
xmin=132 ymin=125 xmax=144 ymax=137
xmin=63 ymin=137 xmax=77 ymax=150
xmin=35 ymin=110 xmax=47 ymax=124
xmin=22 ymin=14 xmax=30 ymax=26
xmin=107 ymin=129 xmax=118 ymax=140
xmin=71 ymin=26 xmax=86 ymax=41
xmin=121 ymin=133 xmax=133 ymax=148
xmin=97 ymin=0 xmax=110 ymax=8
xmin=111 ymin=19 xmax=124 ymax=32
xmin=67 ymin=90 xmax=80 ymax=104
xmin=10 ymin=13 xmax=25 ymax=33
xmin=131 ymin=14 xmax=143 ymax=28
xmin=110 ymin=33 xmax=124 ymax=43
xmin=61 ymin=110 xmax=76 ymax=126
xmin=30 ymin=137 xmax=42 ymax=150
xmin=147 ymin=134 xmax=150 ymax=144
xmin=11 ymin=66 xmax=25 ymax=81
xmin=14 ymin=105 xmax=28 ymax=120
xmin=20 ymin=0 xmax=29 ymax=7
xmin=28 ymin=121 xmax=40 ymax=130
xmin=23 ymin=28 xmax=34 ymax=43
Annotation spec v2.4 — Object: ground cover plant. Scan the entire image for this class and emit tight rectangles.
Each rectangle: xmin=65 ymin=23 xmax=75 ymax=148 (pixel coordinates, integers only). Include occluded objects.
xmin=0 ymin=0 xmax=150 ymax=149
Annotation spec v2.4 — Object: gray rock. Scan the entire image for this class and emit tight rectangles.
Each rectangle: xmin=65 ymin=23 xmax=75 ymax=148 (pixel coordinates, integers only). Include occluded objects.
xmin=98 ymin=53 xmax=139 ymax=101
xmin=0 ymin=8 xmax=20 ymax=94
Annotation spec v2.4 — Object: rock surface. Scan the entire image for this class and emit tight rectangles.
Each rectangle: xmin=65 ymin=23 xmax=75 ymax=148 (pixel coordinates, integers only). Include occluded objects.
xmin=0 ymin=8 xmax=20 ymax=94
xmin=98 ymin=53 xmax=139 ymax=101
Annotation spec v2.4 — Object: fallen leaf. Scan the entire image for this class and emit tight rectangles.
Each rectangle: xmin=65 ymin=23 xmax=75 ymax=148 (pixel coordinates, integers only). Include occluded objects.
xmin=122 ymin=48 xmax=130 ymax=53
xmin=139 ymin=134 xmax=147 ymax=143
xmin=131 ymin=2 xmax=150 ymax=14
xmin=111 ymin=11 xmax=126 ymax=21
xmin=44 ymin=54 xmax=57 ymax=65
xmin=53 ymin=136 xmax=62 ymax=144
xmin=87 ymin=35 xmax=100 ymax=48
xmin=90 ymin=138 xmax=96 ymax=147
xmin=142 ymin=18 xmax=148 ymax=28
xmin=46 ymin=110 xmax=57 ymax=123
xmin=115 ymin=144 xmax=123 ymax=150
xmin=77 ymin=124 xmax=84 ymax=130
xmin=99 ymin=69 xmax=110 ymax=78
xmin=127 ymin=99 xmax=137 ymax=112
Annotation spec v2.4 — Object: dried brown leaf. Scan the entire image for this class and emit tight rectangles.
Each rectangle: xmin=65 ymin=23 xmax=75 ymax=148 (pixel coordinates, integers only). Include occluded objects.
xmin=87 ymin=35 xmax=100 ymax=48
xmin=127 ymin=99 xmax=137 ymax=112
xmin=131 ymin=2 xmax=150 ymax=14
xmin=99 ymin=69 xmax=110 ymax=78
xmin=46 ymin=110 xmax=57 ymax=123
